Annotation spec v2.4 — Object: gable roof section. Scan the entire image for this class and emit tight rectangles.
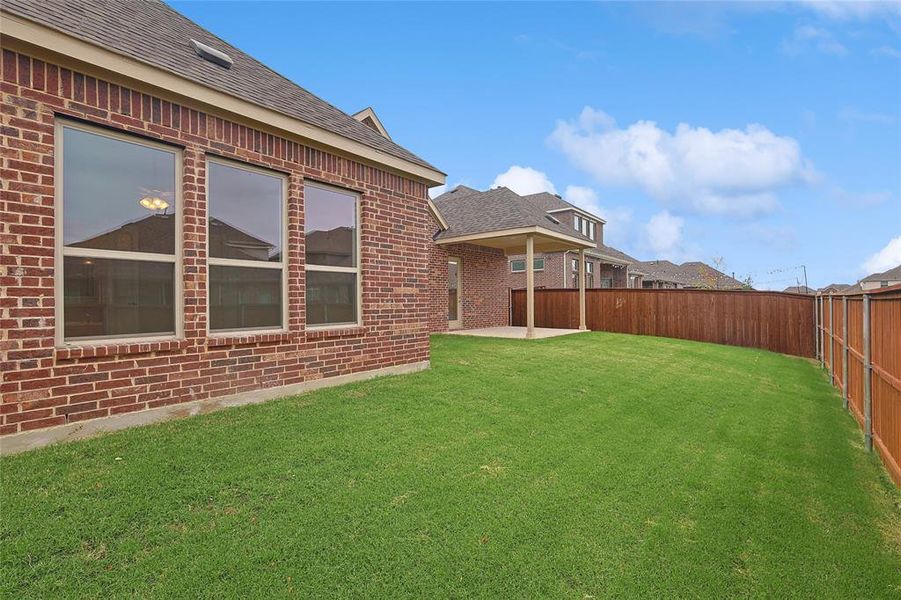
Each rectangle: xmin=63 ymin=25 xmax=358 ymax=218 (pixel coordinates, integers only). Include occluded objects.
xmin=861 ymin=264 xmax=901 ymax=282
xmin=1 ymin=0 xmax=442 ymax=182
xmin=352 ymin=107 xmax=391 ymax=140
xmin=432 ymin=186 xmax=593 ymax=244
xmin=635 ymin=260 xmax=684 ymax=284
xmin=521 ymin=192 xmax=606 ymax=223
xmin=784 ymin=285 xmax=815 ymax=295
xmin=591 ymin=244 xmax=638 ymax=266
xmin=678 ymin=261 xmax=745 ymax=289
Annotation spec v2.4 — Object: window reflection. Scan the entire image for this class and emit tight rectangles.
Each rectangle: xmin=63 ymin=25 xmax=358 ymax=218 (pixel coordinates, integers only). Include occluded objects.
xmin=305 ymin=185 xmax=356 ymax=267
xmin=63 ymin=127 xmax=176 ymax=253
xmin=208 ymin=161 xmax=282 ymax=262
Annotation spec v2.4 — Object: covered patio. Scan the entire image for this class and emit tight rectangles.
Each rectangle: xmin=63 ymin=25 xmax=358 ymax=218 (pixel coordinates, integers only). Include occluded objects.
xmin=430 ymin=186 xmax=595 ymax=339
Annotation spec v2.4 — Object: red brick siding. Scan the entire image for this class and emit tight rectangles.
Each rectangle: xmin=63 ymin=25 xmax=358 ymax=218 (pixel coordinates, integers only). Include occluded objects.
xmin=598 ymin=263 xmax=629 ymax=288
xmin=507 ymin=253 xmax=634 ymax=290
xmin=507 ymin=252 xmax=567 ymax=289
xmin=0 ymin=48 xmax=435 ymax=435
xmin=428 ymin=239 xmax=508 ymax=333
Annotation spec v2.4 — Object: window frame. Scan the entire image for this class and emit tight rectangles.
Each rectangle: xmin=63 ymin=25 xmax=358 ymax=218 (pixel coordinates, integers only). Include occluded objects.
xmin=54 ymin=119 xmax=184 ymax=346
xmin=510 ymin=258 xmax=544 ymax=273
xmin=205 ymin=155 xmax=289 ymax=336
xmin=303 ymin=180 xmax=363 ymax=330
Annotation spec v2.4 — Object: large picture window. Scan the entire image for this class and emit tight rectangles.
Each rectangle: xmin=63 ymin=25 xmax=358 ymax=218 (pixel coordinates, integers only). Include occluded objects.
xmin=58 ymin=122 xmax=180 ymax=342
xmin=305 ymin=183 xmax=360 ymax=327
xmin=207 ymin=159 xmax=286 ymax=332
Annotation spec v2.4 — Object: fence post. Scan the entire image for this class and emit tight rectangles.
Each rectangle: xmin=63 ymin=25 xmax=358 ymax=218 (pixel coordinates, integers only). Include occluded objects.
xmin=862 ymin=294 xmax=873 ymax=452
xmin=828 ymin=294 xmax=834 ymax=384
xmin=820 ymin=295 xmax=826 ymax=369
xmin=842 ymin=295 xmax=848 ymax=409
xmin=817 ymin=294 xmax=823 ymax=366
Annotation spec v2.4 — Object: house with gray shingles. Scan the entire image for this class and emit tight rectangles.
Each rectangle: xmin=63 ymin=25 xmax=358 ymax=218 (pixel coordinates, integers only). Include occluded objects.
xmin=783 ymin=285 xmax=816 ymax=295
xmin=859 ymin=265 xmax=901 ymax=291
xmin=428 ymin=186 xmax=643 ymax=294
xmin=638 ymin=260 xmax=748 ymax=290
xmin=427 ymin=186 xmax=595 ymax=334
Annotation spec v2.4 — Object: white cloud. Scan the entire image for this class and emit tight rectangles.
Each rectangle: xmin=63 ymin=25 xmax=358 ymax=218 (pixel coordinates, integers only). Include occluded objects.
xmin=576 ymin=106 xmax=616 ymax=132
xmin=838 ymin=107 xmax=897 ymax=124
xmin=563 ymin=185 xmax=602 ymax=214
xmin=491 ymin=165 xmax=557 ymax=196
xmin=564 ymin=185 xmax=634 ymax=247
xmin=799 ymin=1 xmax=901 ymax=21
xmin=549 ymin=107 xmax=816 ymax=218
xmin=863 ymin=236 xmax=901 ymax=274
xmin=829 ymin=186 xmax=891 ymax=206
xmin=782 ymin=25 xmax=848 ymax=56
xmin=428 ymin=184 xmax=447 ymax=199
xmin=871 ymin=45 xmax=901 ymax=59
xmin=642 ymin=210 xmax=693 ymax=261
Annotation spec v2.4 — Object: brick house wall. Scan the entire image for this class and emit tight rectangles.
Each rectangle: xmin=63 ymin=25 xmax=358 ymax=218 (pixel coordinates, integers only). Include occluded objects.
xmin=508 ymin=252 xmax=629 ymax=290
xmin=428 ymin=238 xmax=508 ymax=333
xmin=598 ymin=264 xmax=629 ymax=288
xmin=0 ymin=48 xmax=436 ymax=436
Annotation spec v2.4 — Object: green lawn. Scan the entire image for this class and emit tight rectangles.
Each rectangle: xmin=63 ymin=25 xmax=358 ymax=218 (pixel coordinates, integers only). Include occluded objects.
xmin=2 ymin=333 xmax=899 ymax=598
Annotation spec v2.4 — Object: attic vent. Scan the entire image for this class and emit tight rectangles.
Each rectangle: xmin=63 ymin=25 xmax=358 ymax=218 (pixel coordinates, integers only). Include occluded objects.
xmin=190 ymin=39 xmax=233 ymax=69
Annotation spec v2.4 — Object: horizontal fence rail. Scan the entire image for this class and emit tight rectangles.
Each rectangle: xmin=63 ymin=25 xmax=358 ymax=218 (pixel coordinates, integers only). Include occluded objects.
xmin=511 ymin=288 xmax=816 ymax=357
xmin=818 ymin=285 xmax=901 ymax=486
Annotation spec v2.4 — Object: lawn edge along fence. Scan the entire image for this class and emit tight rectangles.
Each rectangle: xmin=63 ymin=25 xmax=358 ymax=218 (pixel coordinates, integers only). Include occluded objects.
xmin=511 ymin=288 xmax=815 ymax=357
xmin=818 ymin=284 xmax=901 ymax=486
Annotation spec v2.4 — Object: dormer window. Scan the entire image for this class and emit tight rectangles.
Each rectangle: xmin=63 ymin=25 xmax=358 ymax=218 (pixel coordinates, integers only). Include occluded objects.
xmin=574 ymin=214 xmax=596 ymax=240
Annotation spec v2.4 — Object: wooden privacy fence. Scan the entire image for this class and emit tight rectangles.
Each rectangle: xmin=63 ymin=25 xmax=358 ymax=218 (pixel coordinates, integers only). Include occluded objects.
xmin=510 ymin=288 xmax=816 ymax=357
xmin=817 ymin=285 xmax=901 ymax=486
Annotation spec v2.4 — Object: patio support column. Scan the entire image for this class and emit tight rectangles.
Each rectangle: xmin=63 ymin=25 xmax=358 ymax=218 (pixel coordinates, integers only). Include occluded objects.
xmin=578 ymin=249 xmax=587 ymax=331
xmin=526 ymin=234 xmax=535 ymax=339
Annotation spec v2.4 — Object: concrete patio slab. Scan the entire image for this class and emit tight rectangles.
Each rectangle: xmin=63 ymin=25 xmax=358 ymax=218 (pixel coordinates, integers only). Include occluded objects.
xmin=444 ymin=326 xmax=586 ymax=339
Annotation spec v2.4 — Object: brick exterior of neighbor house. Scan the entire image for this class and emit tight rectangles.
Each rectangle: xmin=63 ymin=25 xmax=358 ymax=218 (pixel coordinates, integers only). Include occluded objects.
xmin=428 ymin=239 xmax=509 ymax=333
xmin=0 ymin=48 xmax=437 ymax=436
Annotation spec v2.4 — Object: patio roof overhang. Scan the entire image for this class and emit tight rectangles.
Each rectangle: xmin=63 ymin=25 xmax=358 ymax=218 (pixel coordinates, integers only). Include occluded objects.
xmin=434 ymin=226 xmax=594 ymax=255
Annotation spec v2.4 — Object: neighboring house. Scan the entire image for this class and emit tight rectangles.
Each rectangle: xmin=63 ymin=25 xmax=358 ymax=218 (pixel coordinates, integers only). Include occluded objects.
xmin=859 ymin=265 xmax=901 ymax=291
xmin=427 ymin=186 xmax=594 ymax=332
xmin=1 ymin=0 xmax=446 ymax=439
xmin=639 ymin=260 xmax=748 ymax=290
xmin=783 ymin=285 xmax=816 ymax=295
xmin=638 ymin=260 xmax=689 ymax=289
xmin=818 ymin=283 xmax=849 ymax=294
xmin=511 ymin=191 xmax=643 ymax=290
xmin=431 ymin=187 xmax=641 ymax=291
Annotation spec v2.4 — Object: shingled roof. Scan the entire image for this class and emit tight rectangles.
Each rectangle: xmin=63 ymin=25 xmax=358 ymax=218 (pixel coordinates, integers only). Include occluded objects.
xmin=432 ymin=186 xmax=593 ymax=243
xmin=637 ymin=260 xmax=747 ymax=289
xmin=521 ymin=192 xmax=608 ymax=223
xmin=861 ymin=264 xmax=901 ymax=283
xmin=2 ymin=0 xmax=438 ymax=173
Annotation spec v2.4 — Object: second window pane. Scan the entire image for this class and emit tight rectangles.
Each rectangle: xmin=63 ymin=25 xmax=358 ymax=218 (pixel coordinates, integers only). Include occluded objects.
xmin=305 ymin=185 xmax=357 ymax=268
xmin=209 ymin=265 xmax=282 ymax=331
xmin=208 ymin=161 xmax=283 ymax=262
xmin=306 ymin=271 xmax=357 ymax=326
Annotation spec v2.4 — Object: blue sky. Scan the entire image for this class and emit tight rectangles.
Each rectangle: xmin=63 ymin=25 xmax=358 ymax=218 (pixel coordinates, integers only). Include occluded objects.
xmin=173 ymin=1 xmax=901 ymax=289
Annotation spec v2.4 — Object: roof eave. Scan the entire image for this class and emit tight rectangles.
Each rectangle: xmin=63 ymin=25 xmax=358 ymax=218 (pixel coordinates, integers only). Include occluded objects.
xmin=435 ymin=226 xmax=595 ymax=252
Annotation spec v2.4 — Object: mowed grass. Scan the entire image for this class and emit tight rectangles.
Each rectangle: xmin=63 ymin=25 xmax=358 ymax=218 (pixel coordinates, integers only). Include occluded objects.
xmin=2 ymin=333 xmax=899 ymax=598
